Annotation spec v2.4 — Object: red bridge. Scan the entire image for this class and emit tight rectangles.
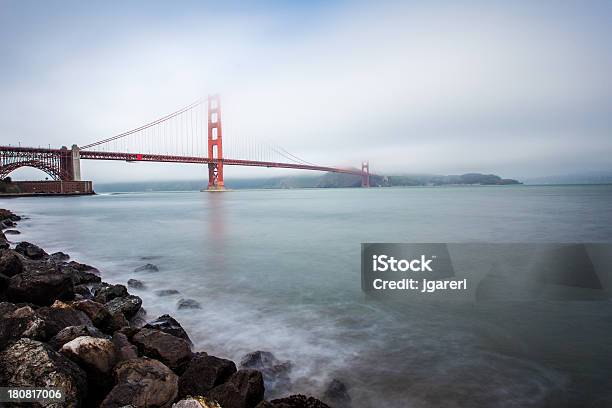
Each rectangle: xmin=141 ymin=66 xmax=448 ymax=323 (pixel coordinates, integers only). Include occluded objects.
xmin=0 ymin=95 xmax=371 ymax=189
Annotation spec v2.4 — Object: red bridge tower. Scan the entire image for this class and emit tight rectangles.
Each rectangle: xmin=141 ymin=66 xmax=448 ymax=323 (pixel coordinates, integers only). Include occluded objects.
xmin=207 ymin=95 xmax=224 ymax=190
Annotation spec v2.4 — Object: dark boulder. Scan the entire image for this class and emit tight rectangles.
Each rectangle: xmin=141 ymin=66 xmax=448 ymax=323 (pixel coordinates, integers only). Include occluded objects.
xmin=36 ymin=300 xmax=93 ymax=338
xmin=179 ymin=352 xmax=237 ymax=398
xmin=0 ymin=305 xmax=47 ymax=348
xmin=135 ymin=263 xmax=159 ymax=272
xmin=268 ymin=395 xmax=332 ymax=408
xmin=105 ymin=294 xmax=142 ymax=320
xmin=177 ymin=298 xmax=202 ymax=309
xmin=50 ymin=251 xmax=70 ymax=262
xmin=1 ymin=219 xmax=16 ymax=229
xmin=240 ymin=351 xmax=292 ymax=394
xmin=93 ymin=283 xmax=128 ymax=303
xmin=0 ymin=338 xmax=87 ymax=407
xmin=132 ymin=328 xmax=192 ymax=372
xmin=0 ymin=231 xmax=8 ymax=249
xmin=49 ymin=324 xmax=109 ymax=349
xmin=0 ymin=249 xmax=23 ymax=277
xmin=4 ymin=229 xmax=20 ymax=235
xmin=60 ymin=263 xmax=101 ymax=285
xmin=72 ymin=299 xmax=112 ymax=328
xmin=74 ymin=284 xmax=94 ymax=299
xmin=0 ymin=272 xmax=8 ymax=295
xmin=6 ymin=269 xmax=74 ymax=305
xmin=112 ymin=332 xmax=138 ymax=361
xmin=128 ymin=278 xmax=146 ymax=289
xmin=156 ymin=289 xmax=181 ymax=296
xmin=145 ymin=314 xmax=192 ymax=344
xmin=68 ymin=260 xmax=100 ymax=274
xmin=100 ymin=357 xmax=178 ymax=408
xmin=0 ymin=301 xmax=17 ymax=317
xmin=206 ymin=369 xmax=265 ymax=408
xmin=15 ymin=241 xmax=48 ymax=259
xmin=323 ymin=379 xmax=352 ymax=408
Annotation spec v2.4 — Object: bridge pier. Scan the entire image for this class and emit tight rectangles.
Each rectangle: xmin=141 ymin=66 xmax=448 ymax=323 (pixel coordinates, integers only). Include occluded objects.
xmin=71 ymin=144 xmax=81 ymax=181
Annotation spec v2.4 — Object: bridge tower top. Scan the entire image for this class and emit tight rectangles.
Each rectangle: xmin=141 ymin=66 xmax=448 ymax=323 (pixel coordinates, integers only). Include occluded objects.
xmin=207 ymin=94 xmax=224 ymax=190
xmin=361 ymin=161 xmax=370 ymax=188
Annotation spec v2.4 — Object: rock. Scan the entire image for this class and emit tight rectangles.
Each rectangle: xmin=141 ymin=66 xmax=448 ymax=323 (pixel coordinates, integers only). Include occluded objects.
xmin=206 ymin=369 xmax=265 ymax=408
xmin=0 ymin=232 xmax=8 ymax=249
xmin=74 ymin=284 xmax=94 ymax=299
xmin=49 ymin=324 xmax=109 ymax=350
xmin=0 ymin=272 xmax=8 ymax=294
xmin=68 ymin=260 xmax=100 ymax=273
xmin=0 ymin=209 xmax=20 ymax=222
xmin=156 ymin=289 xmax=181 ymax=296
xmin=94 ymin=283 xmax=128 ymax=303
xmin=1 ymin=219 xmax=16 ymax=229
xmin=15 ymin=241 xmax=48 ymax=259
xmin=100 ymin=357 xmax=178 ymax=408
xmin=323 ymin=379 xmax=351 ymax=408
xmin=0 ymin=339 xmax=87 ymax=407
xmin=0 ymin=305 xmax=47 ymax=348
xmin=112 ymin=332 xmax=138 ymax=361
xmin=60 ymin=262 xmax=101 ymax=285
xmin=268 ymin=395 xmax=331 ymax=408
xmin=179 ymin=352 xmax=237 ymax=398
xmin=50 ymin=251 xmax=70 ymax=262
xmin=135 ymin=263 xmax=159 ymax=272
xmin=6 ymin=268 xmax=74 ymax=305
xmin=145 ymin=314 xmax=192 ymax=344
xmin=4 ymin=229 xmax=20 ymax=235
xmin=105 ymin=294 xmax=142 ymax=320
xmin=36 ymin=300 xmax=93 ymax=337
xmin=0 ymin=301 xmax=17 ymax=317
xmin=72 ymin=299 xmax=112 ymax=327
xmin=127 ymin=278 xmax=145 ymax=289
xmin=132 ymin=328 xmax=192 ymax=372
xmin=108 ymin=309 xmax=131 ymax=332
xmin=0 ymin=249 xmax=23 ymax=277
xmin=174 ymin=397 xmax=223 ymax=408
xmin=240 ymin=351 xmax=292 ymax=394
xmin=177 ymin=298 xmax=201 ymax=309
xmin=61 ymin=336 xmax=117 ymax=380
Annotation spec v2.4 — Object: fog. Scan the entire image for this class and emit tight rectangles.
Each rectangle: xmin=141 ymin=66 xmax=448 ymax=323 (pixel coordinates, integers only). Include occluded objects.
xmin=1 ymin=1 xmax=611 ymax=182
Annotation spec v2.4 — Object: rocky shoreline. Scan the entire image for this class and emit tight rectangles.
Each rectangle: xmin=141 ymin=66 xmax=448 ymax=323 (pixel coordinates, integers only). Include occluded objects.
xmin=0 ymin=208 xmax=350 ymax=408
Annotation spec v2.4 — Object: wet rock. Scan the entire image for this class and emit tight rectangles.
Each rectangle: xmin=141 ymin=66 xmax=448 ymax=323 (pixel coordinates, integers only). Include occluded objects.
xmin=112 ymin=332 xmax=138 ymax=361
xmin=145 ymin=314 xmax=192 ymax=344
xmin=74 ymin=284 xmax=94 ymax=299
xmin=36 ymin=300 xmax=93 ymax=337
xmin=0 ymin=249 xmax=23 ymax=277
xmin=15 ymin=241 xmax=48 ymax=259
xmin=0 ymin=339 xmax=87 ymax=407
xmin=100 ymin=357 xmax=178 ymax=408
xmin=49 ymin=324 xmax=109 ymax=349
xmin=0 ymin=232 xmax=8 ymax=249
xmin=179 ymin=352 xmax=237 ymax=398
xmin=60 ymin=262 xmax=101 ymax=285
xmin=0 ymin=305 xmax=47 ymax=348
xmin=0 ymin=301 xmax=17 ymax=317
xmin=268 ymin=395 xmax=331 ymax=408
xmin=206 ymin=369 xmax=265 ymax=408
xmin=129 ymin=307 xmax=148 ymax=328
xmin=108 ymin=309 xmax=131 ymax=332
xmin=177 ymin=298 xmax=201 ymax=309
xmin=132 ymin=328 xmax=192 ymax=372
xmin=50 ymin=251 xmax=70 ymax=262
xmin=6 ymin=269 xmax=74 ymax=305
xmin=105 ymin=294 xmax=142 ymax=320
xmin=0 ymin=271 xmax=8 ymax=294
xmin=4 ymin=229 xmax=20 ymax=235
xmin=240 ymin=351 xmax=292 ymax=394
xmin=135 ymin=263 xmax=159 ymax=272
xmin=0 ymin=209 xmax=20 ymax=222
xmin=68 ymin=260 xmax=100 ymax=274
xmin=72 ymin=299 xmax=112 ymax=327
xmin=156 ymin=289 xmax=181 ymax=296
xmin=1 ymin=219 xmax=16 ymax=229
xmin=174 ymin=397 xmax=223 ymax=408
xmin=323 ymin=379 xmax=352 ymax=408
xmin=127 ymin=278 xmax=145 ymax=289
xmin=94 ymin=283 xmax=128 ymax=303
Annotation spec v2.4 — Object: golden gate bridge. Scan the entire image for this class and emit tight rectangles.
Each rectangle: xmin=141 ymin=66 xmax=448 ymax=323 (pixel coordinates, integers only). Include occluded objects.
xmin=0 ymin=95 xmax=371 ymax=190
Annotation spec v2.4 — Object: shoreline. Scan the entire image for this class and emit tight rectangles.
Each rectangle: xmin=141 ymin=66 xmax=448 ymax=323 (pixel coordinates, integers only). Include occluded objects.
xmin=0 ymin=208 xmax=348 ymax=408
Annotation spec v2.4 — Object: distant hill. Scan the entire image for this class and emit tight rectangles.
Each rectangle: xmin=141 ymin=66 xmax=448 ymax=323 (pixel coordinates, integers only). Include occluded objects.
xmin=93 ymin=172 xmax=520 ymax=192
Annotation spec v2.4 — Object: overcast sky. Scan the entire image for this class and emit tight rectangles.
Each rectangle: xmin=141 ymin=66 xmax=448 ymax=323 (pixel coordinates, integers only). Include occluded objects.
xmin=1 ymin=0 xmax=611 ymax=182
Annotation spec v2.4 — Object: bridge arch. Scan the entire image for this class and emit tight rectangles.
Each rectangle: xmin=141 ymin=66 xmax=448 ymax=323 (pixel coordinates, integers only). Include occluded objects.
xmin=0 ymin=159 xmax=68 ymax=181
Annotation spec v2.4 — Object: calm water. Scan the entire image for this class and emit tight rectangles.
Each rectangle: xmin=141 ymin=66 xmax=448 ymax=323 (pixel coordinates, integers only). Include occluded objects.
xmin=3 ymin=185 xmax=612 ymax=407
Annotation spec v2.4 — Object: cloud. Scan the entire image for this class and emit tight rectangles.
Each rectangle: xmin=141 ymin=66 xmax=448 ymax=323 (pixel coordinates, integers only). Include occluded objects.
xmin=1 ymin=1 xmax=611 ymax=181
